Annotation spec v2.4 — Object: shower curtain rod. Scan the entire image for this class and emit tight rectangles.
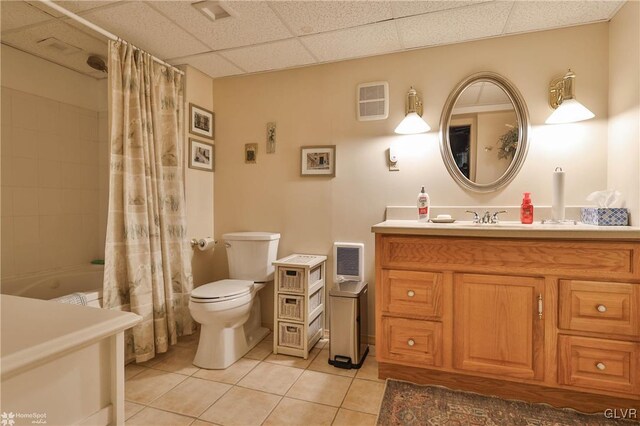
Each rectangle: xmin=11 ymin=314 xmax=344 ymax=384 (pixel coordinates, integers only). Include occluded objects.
xmin=38 ymin=0 xmax=185 ymax=75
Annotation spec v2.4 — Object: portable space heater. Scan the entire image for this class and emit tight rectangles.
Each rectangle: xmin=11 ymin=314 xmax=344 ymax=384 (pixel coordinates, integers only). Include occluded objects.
xmin=328 ymin=242 xmax=369 ymax=369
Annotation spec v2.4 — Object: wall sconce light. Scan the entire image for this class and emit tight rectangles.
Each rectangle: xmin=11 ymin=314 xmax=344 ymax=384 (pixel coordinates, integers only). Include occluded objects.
xmin=394 ymin=87 xmax=431 ymax=134
xmin=545 ymin=69 xmax=594 ymax=124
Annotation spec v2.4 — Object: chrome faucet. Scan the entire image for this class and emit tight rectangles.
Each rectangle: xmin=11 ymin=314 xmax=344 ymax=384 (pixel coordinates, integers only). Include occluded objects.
xmin=466 ymin=210 xmax=481 ymax=224
xmin=466 ymin=210 xmax=508 ymax=224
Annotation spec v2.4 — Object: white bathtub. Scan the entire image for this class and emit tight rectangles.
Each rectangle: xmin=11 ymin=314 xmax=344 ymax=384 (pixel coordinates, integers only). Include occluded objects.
xmin=1 ymin=265 xmax=104 ymax=307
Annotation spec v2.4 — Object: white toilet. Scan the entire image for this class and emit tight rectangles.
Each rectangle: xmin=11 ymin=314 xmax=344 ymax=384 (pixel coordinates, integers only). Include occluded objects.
xmin=189 ymin=231 xmax=280 ymax=369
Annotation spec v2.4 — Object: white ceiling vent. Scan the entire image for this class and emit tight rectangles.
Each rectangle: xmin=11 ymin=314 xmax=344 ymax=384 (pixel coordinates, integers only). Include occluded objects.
xmin=192 ymin=1 xmax=235 ymax=21
xmin=357 ymin=81 xmax=389 ymax=121
xmin=37 ymin=37 xmax=82 ymax=55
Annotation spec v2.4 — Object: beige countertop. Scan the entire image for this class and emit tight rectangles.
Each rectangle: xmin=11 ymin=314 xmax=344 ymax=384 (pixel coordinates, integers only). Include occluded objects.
xmin=1 ymin=295 xmax=141 ymax=379
xmin=371 ymin=220 xmax=640 ymax=240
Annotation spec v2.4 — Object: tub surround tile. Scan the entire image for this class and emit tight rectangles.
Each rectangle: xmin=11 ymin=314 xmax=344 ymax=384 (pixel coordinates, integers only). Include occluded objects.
xmin=332 ymin=408 xmax=377 ymax=426
xmin=237 ymin=362 xmax=304 ymax=395
xmin=263 ymin=397 xmax=337 ymax=426
xmin=342 ymin=379 xmax=386 ymax=415
xmin=149 ymin=377 xmax=231 ymax=417
xmin=308 ymin=349 xmax=357 ymax=378
xmin=126 ymin=407 xmax=193 ymax=426
xmin=286 ymin=370 xmax=352 ymax=407
xmin=199 ymin=386 xmax=281 ymax=426
xmin=125 ymin=368 xmax=187 ymax=404
xmin=193 ymin=358 xmax=259 ymax=385
xmin=263 ymin=347 xmax=321 ymax=369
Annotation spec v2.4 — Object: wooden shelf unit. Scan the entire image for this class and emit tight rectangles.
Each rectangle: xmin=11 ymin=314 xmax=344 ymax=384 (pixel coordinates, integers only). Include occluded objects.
xmin=273 ymin=254 xmax=326 ymax=359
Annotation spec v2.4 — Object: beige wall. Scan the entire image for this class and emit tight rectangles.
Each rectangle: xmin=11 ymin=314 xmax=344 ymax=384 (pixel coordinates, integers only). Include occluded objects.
xmin=608 ymin=1 xmax=640 ymax=225
xmin=182 ymin=65 xmax=216 ymax=286
xmin=212 ymin=23 xmax=615 ymax=336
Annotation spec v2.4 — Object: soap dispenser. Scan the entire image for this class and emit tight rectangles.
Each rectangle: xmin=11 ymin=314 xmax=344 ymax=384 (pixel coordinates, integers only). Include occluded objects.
xmin=520 ymin=192 xmax=534 ymax=224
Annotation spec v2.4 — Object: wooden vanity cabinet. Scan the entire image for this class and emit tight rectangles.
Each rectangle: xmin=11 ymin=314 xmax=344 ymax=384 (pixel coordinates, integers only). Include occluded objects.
xmin=375 ymin=233 xmax=640 ymax=412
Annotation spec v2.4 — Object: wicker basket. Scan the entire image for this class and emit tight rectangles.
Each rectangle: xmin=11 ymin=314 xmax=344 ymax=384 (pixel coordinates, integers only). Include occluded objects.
xmin=278 ymin=314 xmax=323 ymax=349
xmin=278 ymin=267 xmax=305 ymax=293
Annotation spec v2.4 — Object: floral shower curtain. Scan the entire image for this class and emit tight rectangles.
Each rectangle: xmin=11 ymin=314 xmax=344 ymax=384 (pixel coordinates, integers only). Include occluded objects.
xmin=103 ymin=40 xmax=194 ymax=363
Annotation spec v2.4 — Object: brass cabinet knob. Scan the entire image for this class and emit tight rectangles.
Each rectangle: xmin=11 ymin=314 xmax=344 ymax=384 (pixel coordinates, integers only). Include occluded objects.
xmin=407 ymin=290 xmax=415 ymax=298
xmin=407 ymin=339 xmax=415 ymax=347
xmin=596 ymin=304 xmax=607 ymax=313
xmin=596 ymin=362 xmax=606 ymax=371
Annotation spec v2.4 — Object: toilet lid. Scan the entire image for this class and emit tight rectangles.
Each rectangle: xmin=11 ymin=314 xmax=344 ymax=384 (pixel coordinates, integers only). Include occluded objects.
xmin=191 ymin=279 xmax=253 ymax=300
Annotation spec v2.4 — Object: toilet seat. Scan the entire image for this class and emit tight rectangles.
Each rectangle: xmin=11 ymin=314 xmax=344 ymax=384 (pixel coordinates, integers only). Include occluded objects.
xmin=190 ymin=279 xmax=254 ymax=303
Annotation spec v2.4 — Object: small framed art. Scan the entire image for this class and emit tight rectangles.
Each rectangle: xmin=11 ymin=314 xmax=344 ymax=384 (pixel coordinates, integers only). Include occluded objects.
xmin=189 ymin=138 xmax=214 ymax=172
xmin=245 ymin=143 xmax=257 ymax=164
xmin=301 ymin=145 xmax=336 ymax=177
xmin=189 ymin=103 xmax=214 ymax=140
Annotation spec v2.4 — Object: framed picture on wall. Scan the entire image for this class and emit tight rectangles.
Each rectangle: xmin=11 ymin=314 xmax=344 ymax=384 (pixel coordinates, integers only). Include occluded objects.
xmin=189 ymin=103 xmax=214 ymax=140
xmin=245 ymin=143 xmax=257 ymax=164
xmin=189 ymin=138 xmax=214 ymax=172
xmin=301 ymin=145 xmax=336 ymax=177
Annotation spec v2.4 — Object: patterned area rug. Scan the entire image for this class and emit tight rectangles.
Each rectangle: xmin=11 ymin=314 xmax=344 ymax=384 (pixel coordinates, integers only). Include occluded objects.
xmin=377 ymin=380 xmax=635 ymax=425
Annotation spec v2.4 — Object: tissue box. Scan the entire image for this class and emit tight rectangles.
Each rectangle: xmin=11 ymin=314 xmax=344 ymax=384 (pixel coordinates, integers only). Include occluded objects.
xmin=581 ymin=208 xmax=628 ymax=226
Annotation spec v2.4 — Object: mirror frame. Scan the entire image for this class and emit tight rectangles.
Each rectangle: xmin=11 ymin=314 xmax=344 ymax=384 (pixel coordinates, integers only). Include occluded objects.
xmin=439 ymin=72 xmax=530 ymax=193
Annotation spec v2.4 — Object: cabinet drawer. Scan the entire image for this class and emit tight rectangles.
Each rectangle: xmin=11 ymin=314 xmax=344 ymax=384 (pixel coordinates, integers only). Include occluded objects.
xmin=380 ymin=235 xmax=639 ymax=280
xmin=382 ymin=270 xmax=442 ymax=318
xmin=382 ymin=317 xmax=442 ymax=367
xmin=558 ymin=335 xmax=639 ymax=395
xmin=559 ymin=280 xmax=639 ymax=338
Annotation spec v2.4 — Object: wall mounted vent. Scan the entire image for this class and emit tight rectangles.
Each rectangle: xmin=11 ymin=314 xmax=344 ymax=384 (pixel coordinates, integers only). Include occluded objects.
xmin=37 ymin=37 xmax=82 ymax=55
xmin=357 ymin=81 xmax=389 ymax=121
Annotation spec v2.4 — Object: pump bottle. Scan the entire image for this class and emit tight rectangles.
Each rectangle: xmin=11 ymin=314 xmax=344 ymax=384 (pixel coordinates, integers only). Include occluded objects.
xmin=520 ymin=192 xmax=534 ymax=224
xmin=417 ymin=186 xmax=430 ymax=222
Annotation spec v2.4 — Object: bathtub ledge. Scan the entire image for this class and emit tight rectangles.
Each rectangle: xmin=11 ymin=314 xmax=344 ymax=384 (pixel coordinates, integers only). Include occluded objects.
xmin=0 ymin=295 xmax=140 ymax=379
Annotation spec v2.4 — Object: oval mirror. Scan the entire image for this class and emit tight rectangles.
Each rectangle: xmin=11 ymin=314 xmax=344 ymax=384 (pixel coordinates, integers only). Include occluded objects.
xmin=439 ymin=72 xmax=530 ymax=193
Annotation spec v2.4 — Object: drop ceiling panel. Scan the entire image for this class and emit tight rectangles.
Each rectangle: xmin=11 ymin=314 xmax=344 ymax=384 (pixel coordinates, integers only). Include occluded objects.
xmin=219 ymin=39 xmax=315 ymax=73
xmin=391 ymin=1 xmax=485 ymax=19
xmin=301 ymin=21 xmax=401 ymax=63
xmin=150 ymin=1 xmax=292 ymax=51
xmin=505 ymin=1 xmax=622 ymax=34
xmin=270 ymin=1 xmax=392 ymax=36
xmin=169 ymin=52 xmax=244 ymax=79
xmin=1 ymin=19 xmax=107 ymax=77
xmin=1 ymin=1 xmax=54 ymax=33
xmin=26 ymin=0 xmax=122 ymax=18
xmin=398 ymin=1 xmax=514 ymax=49
xmin=80 ymin=1 xmax=209 ymax=59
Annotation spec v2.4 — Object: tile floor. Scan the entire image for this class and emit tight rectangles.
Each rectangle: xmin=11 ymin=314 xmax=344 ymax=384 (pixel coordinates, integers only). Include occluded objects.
xmin=124 ymin=332 xmax=384 ymax=425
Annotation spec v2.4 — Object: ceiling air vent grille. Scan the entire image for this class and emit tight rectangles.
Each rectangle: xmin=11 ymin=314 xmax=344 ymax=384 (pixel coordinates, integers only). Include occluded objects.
xmin=37 ymin=37 xmax=82 ymax=55
xmin=357 ymin=81 xmax=389 ymax=121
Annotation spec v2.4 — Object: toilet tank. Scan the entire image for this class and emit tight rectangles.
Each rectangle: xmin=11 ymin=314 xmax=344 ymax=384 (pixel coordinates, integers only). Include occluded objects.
xmin=223 ymin=232 xmax=280 ymax=282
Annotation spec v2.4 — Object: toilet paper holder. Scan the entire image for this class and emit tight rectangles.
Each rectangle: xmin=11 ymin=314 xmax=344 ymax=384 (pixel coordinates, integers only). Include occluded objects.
xmin=190 ymin=238 xmax=218 ymax=250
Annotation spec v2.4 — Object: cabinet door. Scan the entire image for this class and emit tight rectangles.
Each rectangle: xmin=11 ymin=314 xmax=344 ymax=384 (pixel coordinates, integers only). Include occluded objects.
xmin=453 ymin=274 xmax=545 ymax=380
